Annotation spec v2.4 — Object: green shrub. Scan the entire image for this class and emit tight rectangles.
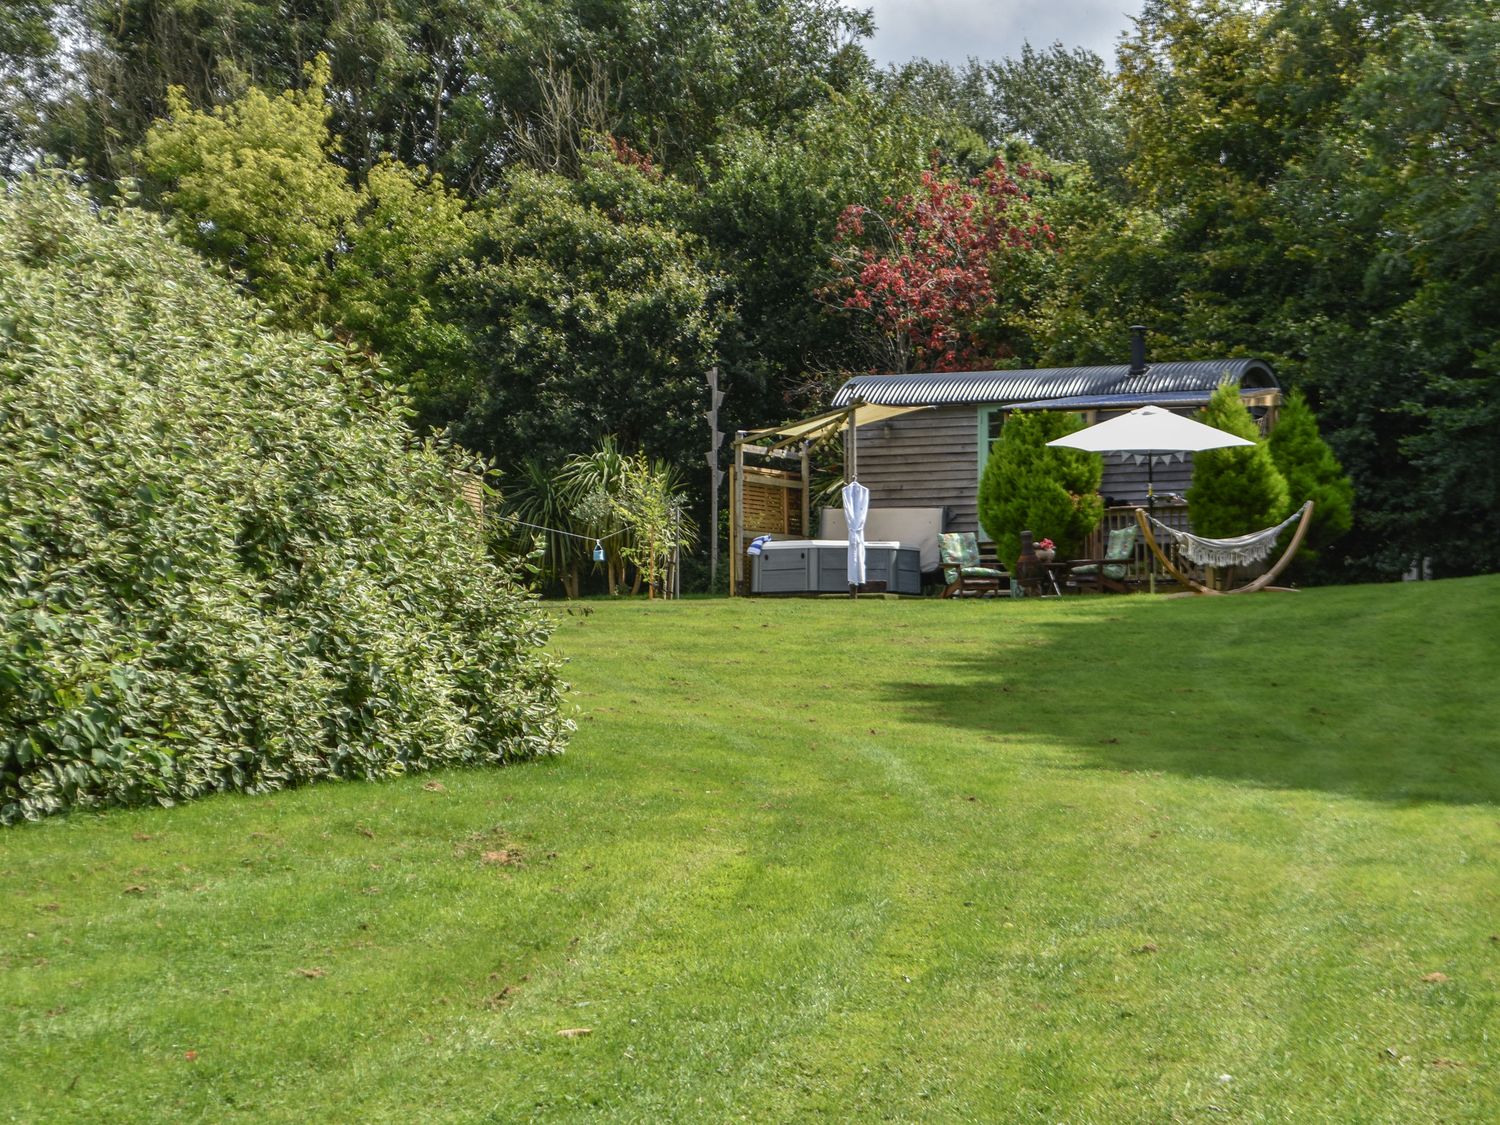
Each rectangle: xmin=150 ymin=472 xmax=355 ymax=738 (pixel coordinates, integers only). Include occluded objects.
xmin=0 ymin=173 xmax=570 ymax=824
xmin=1267 ymin=388 xmax=1354 ymax=577
xmin=1186 ymin=383 xmax=1289 ymax=539
xmin=977 ymin=410 xmax=1104 ymax=572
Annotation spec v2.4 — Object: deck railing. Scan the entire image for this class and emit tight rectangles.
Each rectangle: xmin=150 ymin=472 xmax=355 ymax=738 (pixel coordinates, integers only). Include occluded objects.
xmin=1081 ymin=503 xmax=1193 ymax=586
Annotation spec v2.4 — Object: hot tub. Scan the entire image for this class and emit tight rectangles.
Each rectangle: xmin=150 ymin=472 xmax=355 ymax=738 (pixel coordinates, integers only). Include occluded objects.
xmin=750 ymin=539 xmax=921 ymax=595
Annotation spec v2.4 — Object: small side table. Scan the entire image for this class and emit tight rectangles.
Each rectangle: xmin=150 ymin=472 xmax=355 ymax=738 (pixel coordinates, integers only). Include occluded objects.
xmin=1014 ymin=559 xmax=1065 ymax=597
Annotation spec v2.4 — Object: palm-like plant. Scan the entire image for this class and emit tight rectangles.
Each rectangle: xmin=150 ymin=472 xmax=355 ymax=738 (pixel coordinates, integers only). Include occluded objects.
xmin=559 ymin=436 xmax=631 ymax=593
xmin=505 ymin=457 xmax=585 ymax=597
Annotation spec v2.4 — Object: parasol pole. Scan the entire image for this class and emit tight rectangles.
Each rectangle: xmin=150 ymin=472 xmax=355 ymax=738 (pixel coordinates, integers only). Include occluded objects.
xmin=1146 ymin=453 xmax=1157 ymax=594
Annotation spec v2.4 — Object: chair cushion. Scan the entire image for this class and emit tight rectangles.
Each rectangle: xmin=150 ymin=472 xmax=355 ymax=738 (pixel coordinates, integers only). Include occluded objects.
xmin=1104 ymin=525 xmax=1137 ymax=561
xmin=938 ymin=532 xmax=980 ymax=568
xmin=944 ymin=564 xmax=1003 ymax=583
xmin=1072 ymin=562 xmax=1127 ymax=581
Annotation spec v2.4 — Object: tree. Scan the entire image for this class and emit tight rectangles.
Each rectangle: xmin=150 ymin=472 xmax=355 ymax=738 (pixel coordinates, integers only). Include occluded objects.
xmin=1287 ymin=2 xmax=1500 ymax=578
xmin=329 ymin=156 xmax=474 ymax=408
xmin=826 ymin=156 xmax=1054 ymax=373
xmin=138 ymin=58 xmax=360 ymax=321
xmin=13 ymin=1 xmax=876 ymax=190
xmin=138 ymin=59 xmax=475 ymax=403
xmin=1113 ymin=0 xmax=1500 ymax=577
xmin=1186 ymin=383 xmax=1288 ymax=539
xmin=1266 ymin=388 xmax=1354 ymax=577
xmin=977 ymin=410 xmax=1104 ymax=573
xmin=984 ymin=43 xmax=1127 ymax=195
xmin=692 ymin=90 xmax=950 ymax=424
xmin=609 ymin=453 xmax=697 ymax=600
xmin=449 ymin=151 xmax=726 ymax=477
xmin=0 ymin=171 xmax=568 ymax=822
xmin=507 ymin=0 xmax=876 ymax=175
xmin=8 ymin=0 xmax=529 ymax=188
xmin=558 ymin=436 xmax=633 ymax=597
xmin=0 ymin=0 xmax=61 ymax=171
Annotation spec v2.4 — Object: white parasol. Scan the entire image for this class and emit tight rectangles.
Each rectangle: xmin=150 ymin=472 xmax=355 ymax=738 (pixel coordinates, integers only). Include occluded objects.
xmin=842 ymin=479 xmax=870 ymax=587
xmin=1046 ymin=405 xmax=1253 ymax=505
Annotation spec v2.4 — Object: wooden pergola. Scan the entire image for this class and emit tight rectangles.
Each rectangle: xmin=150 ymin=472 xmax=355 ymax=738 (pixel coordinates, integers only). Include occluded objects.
xmin=727 ymin=402 xmax=929 ymax=595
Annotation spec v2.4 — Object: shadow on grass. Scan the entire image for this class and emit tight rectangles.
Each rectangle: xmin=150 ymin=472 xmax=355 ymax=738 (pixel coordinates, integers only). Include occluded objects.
xmin=881 ymin=581 xmax=1500 ymax=805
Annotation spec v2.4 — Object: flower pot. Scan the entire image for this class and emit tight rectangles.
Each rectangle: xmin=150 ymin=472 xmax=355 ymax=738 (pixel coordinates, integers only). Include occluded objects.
xmin=1034 ymin=548 xmax=1056 ymax=563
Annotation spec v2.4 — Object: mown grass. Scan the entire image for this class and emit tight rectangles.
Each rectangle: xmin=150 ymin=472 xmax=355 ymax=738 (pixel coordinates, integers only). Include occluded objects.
xmin=3 ymin=578 xmax=1499 ymax=1122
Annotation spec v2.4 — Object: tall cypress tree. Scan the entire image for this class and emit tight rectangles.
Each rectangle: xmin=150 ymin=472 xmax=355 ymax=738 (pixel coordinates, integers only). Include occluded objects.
xmin=977 ymin=410 xmax=1103 ymax=573
xmin=1186 ymin=382 xmax=1288 ymax=538
xmin=1267 ymin=387 xmax=1354 ymax=576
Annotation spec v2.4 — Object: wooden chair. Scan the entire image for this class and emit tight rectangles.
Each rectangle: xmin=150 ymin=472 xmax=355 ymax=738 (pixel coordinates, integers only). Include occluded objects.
xmin=939 ymin=532 xmax=1005 ymax=597
xmin=1066 ymin=524 xmax=1139 ymax=594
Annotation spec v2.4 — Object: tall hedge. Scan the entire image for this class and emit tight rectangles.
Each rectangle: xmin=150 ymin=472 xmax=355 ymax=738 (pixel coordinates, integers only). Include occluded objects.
xmin=0 ymin=173 xmax=570 ymax=824
xmin=977 ymin=410 xmax=1104 ymax=573
xmin=1186 ymin=383 xmax=1289 ymax=539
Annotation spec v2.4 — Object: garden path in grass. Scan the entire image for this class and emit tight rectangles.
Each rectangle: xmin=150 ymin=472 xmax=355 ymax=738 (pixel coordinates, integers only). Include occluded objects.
xmin=2 ymin=578 xmax=1498 ymax=1121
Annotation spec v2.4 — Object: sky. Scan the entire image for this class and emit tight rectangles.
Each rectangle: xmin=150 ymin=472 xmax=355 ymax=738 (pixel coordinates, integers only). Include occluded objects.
xmin=849 ymin=0 xmax=1144 ymax=68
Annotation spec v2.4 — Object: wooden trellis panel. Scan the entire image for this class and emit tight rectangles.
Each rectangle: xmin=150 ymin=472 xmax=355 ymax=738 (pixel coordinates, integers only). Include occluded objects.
xmin=740 ymin=468 xmax=805 ymax=537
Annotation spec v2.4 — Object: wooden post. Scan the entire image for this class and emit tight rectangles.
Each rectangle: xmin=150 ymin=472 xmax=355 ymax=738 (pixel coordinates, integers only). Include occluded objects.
xmin=845 ymin=408 xmax=857 ymax=485
xmin=800 ymin=441 xmax=810 ymax=538
xmin=705 ymin=367 xmax=723 ymax=593
xmin=730 ymin=435 xmax=746 ymax=596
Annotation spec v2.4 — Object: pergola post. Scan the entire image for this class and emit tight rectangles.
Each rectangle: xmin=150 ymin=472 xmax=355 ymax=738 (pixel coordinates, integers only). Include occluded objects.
xmin=730 ymin=434 xmax=746 ymax=597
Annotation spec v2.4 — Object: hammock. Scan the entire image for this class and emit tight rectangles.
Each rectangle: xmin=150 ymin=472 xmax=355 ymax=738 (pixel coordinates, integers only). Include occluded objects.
xmin=1145 ymin=506 xmax=1308 ymax=568
xmin=1133 ymin=501 xmax=1315 ymax=596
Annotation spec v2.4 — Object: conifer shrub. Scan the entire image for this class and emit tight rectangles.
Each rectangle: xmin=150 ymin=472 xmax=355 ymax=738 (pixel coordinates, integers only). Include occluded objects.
xmin=1267 ymin=388 xmax=1354 ymax=576
xmin=977 ymin=410 xmax=1104 ymax=573
xmin=1186 ymin=383 xmax=1289 ymax=538
xmin=0 ymin=174 xmax=570 ymax=824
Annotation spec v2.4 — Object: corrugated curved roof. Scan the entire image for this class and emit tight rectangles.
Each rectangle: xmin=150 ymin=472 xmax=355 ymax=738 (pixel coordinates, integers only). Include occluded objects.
xmin=831 ymin=358 xmax=1277 ymax=407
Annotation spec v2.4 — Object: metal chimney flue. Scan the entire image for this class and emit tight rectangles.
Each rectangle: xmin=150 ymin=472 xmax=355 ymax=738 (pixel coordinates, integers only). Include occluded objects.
xmin=1129 ymin=325 xmax=1148 ymax=377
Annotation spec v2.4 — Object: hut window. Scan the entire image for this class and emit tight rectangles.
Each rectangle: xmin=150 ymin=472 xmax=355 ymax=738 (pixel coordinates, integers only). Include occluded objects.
xmin=977 ymin=406 xmax=1006 ymax=480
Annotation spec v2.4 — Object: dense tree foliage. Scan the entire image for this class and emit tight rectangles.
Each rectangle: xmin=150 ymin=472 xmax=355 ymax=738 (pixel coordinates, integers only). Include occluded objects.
xmin=1110 ymin=0 xmax=1500 ymax=577
xmin=137 ymin=59 xmax=475 ymax=403
xmin=827 ymin=157 xmax=1053 ymax=373
xmin=447 ymin=154 xmax=726 ymax=471
xmin=3 ymin=0 xmax=1497 ymax=581
xmin=0 ymin=173 xmax=569 ymax=822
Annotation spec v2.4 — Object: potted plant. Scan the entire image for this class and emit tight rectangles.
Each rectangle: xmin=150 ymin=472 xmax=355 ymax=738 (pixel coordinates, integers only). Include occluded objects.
xmin=1035 ymin=537 xmax=1057 ymax=562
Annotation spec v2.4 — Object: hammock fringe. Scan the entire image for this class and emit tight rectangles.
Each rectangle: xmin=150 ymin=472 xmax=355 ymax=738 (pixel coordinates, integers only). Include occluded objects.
xmin=1146 ymin=507 xmax=1306 ymax=568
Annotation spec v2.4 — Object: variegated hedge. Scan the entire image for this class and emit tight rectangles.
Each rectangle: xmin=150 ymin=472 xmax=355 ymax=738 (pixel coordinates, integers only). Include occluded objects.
xmin=0 ymin=173 xmax=570 ymax=823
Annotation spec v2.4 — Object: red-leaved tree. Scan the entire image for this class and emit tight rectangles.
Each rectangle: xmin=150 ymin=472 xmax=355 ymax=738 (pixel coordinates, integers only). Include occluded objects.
xmin=827 ymin=157 xmax=1053 ymax=373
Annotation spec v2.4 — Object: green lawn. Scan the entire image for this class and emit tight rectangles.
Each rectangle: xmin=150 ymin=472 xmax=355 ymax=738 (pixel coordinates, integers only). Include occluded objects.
xmin=3 ymin=579 xmax=1499 ymax=1122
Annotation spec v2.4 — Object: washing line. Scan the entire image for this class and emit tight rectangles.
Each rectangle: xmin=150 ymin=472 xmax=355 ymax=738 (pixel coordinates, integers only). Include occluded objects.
xmin=493 ymin=514 xmax=644 ymax=562
xmin=494 ymin=515 xmax=634 ymax=543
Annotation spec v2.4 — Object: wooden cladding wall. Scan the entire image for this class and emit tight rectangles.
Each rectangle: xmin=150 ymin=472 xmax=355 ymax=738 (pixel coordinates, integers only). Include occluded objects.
xmin=853 ymin=407 xmax=979 ymax=533
xmin=451 ymin=470 xmax=486 ymax=523
xmin=1099 ymin=454 xmax=1194 ymax=508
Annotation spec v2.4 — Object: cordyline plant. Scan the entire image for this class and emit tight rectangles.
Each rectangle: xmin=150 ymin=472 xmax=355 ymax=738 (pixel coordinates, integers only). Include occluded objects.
xmin=826 ymin=156 xmax=1054 ymax=373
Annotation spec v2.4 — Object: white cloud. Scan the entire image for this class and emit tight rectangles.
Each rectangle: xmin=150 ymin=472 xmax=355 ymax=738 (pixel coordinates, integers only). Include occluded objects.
xmin=850 ymin=0 xmax=1141 ymax=68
